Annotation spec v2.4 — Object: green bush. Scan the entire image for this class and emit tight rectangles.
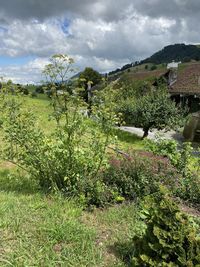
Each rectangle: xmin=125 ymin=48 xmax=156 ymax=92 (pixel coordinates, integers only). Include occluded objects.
xmin=177 ymin=172 xmax=200 ymax=205
xmin=132 ymin=187 xmax=200 ymax=266
xmin=150 ymin=65 xmax=157 ymax=71
xmin=145 ymin=138 xmax=193 ymax=176
xmin=145 ymin=138 xmax=200 ymax=205
xmin=0 ymin=56 xmax=118 ymax=207
xmin=102 ymin=151 xmax=179 ymax=201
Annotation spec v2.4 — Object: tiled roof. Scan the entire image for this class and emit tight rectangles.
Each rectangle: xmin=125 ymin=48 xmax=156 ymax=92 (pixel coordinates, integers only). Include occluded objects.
xmin=169 ymin=63 xmax=200 ymax=95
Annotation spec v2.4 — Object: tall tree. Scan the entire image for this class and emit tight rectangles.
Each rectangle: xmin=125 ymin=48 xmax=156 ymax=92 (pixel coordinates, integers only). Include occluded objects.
xmin=130 ymin=87 xmax=185 ymax=138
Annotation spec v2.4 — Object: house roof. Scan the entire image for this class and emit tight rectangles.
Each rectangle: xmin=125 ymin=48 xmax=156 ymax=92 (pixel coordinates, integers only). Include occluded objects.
xmin=169 ymin=63 xmax=200 ymax=95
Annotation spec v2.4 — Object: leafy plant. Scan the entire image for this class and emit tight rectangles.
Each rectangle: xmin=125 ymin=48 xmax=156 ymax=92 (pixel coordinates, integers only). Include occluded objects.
xmin=0 ymin=55 xmax=118 ymax=206
xmin=132 ymin=187 xmax=200 ymax=266
xmin=102 ymin=151 xmax=179 ymax=201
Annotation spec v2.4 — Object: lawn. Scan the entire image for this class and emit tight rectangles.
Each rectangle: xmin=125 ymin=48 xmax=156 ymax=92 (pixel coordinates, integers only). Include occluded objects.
xmin=1 ymin=94 xmax=198 ymax=266
xmin=0 ymin=167 xmax=137 ymax=266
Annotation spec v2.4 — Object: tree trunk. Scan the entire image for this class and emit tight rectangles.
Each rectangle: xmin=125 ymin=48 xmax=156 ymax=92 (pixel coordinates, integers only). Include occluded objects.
xmin=142 ymin=128 xmax=149 ymax=139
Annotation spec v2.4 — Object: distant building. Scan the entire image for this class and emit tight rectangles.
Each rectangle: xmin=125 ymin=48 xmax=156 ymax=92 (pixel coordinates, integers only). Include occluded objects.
xmin=168 ymin=63 xmax=200 ymax=112
xmin=167 ymin=61 xmax=181 ymax=69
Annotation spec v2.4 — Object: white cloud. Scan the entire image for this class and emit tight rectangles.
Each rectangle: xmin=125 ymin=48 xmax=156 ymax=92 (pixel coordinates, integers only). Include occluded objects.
xmin=0 ymin=0 xmax=199 ymax=83
xmin=0 ymin=58 xmax=49 ymax=84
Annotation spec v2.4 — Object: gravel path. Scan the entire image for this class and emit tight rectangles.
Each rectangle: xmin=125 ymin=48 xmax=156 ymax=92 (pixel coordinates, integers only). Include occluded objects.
xmin=119 ymin=126 xmax=184 ymax=143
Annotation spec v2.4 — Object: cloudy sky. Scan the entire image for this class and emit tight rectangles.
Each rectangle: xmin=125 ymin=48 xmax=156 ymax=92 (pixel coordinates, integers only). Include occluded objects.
xmin=0 ymin=0 xmax=199 ymax=83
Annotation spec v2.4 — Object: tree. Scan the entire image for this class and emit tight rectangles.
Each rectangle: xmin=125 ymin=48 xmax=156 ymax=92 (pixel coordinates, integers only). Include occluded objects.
xmin=78 ymin=67 xmax=102 ymax=102
xmin=130 ymin=87 xmax=185 ymax=138
xmin=150 ymin=65 xmax=157 ymax=71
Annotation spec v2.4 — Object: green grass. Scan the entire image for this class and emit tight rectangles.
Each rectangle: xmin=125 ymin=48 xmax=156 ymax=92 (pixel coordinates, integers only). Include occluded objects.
xmin=0 ymin=168 xmax=137 ymax=266
xmin=19 ymin=96 xmax=143 ymax=150
xmin=0 ymin=95 xmax=142 ymax=266
xmin=114 ymin=128 xmax=144 ymax=151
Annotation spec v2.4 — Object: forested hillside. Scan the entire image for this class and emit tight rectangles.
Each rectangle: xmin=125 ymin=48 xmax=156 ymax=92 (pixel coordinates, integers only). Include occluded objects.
xmin=142 ymin=43 xmax=200 ymax=64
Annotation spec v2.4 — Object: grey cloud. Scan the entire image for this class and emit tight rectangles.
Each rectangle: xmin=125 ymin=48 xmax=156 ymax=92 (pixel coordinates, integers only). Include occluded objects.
xmin=0 ymin=0 xmax=200 ymax=83
xmin=0 ymin=0 xmax=132 ymax=22
xmin=133 ymin=0 xmax=200 ymax=19
xmin=0 ymin=0 xmax=200 ymax=22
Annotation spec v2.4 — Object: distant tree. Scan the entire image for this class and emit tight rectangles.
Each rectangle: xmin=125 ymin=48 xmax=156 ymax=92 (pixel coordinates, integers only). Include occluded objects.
xmin=79 ymin=67 xmax=102 ymax=87
xmin=145 ymin=65 xmax=148 ymax=70
xmin=78 ymin=67 xmax=102 ymax=102
xmin=183 ymin=56 xmax=190 ymax=63
xmin=150 ymin=65 xmax=157 ymax=71
xmin=130 ymin=87 xmax=185 ymax=138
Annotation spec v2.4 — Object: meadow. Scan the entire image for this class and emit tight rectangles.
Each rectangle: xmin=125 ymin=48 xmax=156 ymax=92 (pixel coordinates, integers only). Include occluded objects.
xmin=0 ymin=92 xmax=199 ymax=266
xmin=0 ymin=95 xmax=143 ymax=266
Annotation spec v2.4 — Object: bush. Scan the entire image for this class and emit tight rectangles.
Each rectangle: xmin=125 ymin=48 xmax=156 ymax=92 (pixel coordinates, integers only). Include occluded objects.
xmin=31 ymin=91 xmax=37 ymax=98
xmin=0 ymin=77 xmax=118 ymax=207
xmin=177 ymin=172 xmax=200 ymax=205
xmin=145 ymin=138 xmax=200 ymax=205
xmin=150 ymin=65 xmax=157 ymax=71
xmin=132 ymin=187 xmax=200 ymax=266
xmin=102 ymin=151 xmax=179 ymax=201
xmin=35 ymin=86 xmax=44 ymax=94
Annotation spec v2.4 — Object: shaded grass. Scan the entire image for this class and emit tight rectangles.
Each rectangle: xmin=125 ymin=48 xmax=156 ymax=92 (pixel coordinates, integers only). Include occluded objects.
xmin=0 ymin=168 xmax=138 ymax=267
xmin=0 ymin=167 xmax=39 ymax=195
xmin=81 ymin=203 xmax=138 ymax=267
xmin=0 ymin=192 xmax=102 ymax=266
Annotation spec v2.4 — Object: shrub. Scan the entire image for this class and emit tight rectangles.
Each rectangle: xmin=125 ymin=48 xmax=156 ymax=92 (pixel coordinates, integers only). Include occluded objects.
xmin=177 ymin=172 xmax=200 ymax=205
xmin=31 ymin=91 xmax=37 ymax=98
xmin=102 ymin=151 xmax=179 ymax=201
xmin=132 ymin=187 xmax=200 ymax=266
xmin=150 ymin=65 xmax=157 ymax=71
xmin=145 ymin=138 xmax=200 ymax=205
xmin=0 ymin=55 xmax=119 ymax=207
xmin=35 ymin=86 xmax=44 ymax=94
xmin=145 ymin=138 xmax=193 ymax=176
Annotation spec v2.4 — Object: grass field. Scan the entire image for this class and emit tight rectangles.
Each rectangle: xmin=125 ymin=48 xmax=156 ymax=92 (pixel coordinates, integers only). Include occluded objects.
xmin=0 ymin=95 xmax=142 ymax=266
xmin=0 ymin=166 xmax=138 ymax=266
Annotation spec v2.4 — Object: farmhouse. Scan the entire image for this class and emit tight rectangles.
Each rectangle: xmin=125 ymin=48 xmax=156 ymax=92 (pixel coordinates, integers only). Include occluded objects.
xmin=168 ymin=63 xmax=200 ymax=112
xmin=164 ymin=62 xmax=200 ymax=141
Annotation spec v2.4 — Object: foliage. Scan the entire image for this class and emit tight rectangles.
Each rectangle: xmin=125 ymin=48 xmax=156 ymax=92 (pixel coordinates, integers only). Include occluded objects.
xmin=101 ymin=151 xmax=179 ymax=201
xmin=79 ymin=67 xmax=102 ymax=87
xmin=0 ymin=55 xmax=118 ymax=206
xmin=150 ymin=65 xmax=157 ymax=71
xmin=105 ymin=79 xmax=152 ymax=125
xmin=145 ymin=138 xmax=200 ymax=205
xmin=78 ymin=67 xmax=102 ymax=102
xmin=132 ymin=187 xmax=200 ymax=266
xmin=145 ymin=138 xmax=192 ymax=174
xmin=43 ymin=54 xmax=75 ymax=84
xmin=177 ymin=172 xmax=200 ymax=205
xmin=129 ymin=87 xmax=185 ymax=138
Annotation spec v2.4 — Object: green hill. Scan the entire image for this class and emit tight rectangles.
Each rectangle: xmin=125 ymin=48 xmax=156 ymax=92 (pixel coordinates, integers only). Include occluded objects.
xmin=141 ymin=43 xmax=200 ymax=64
xmin=109 ymin=43 xmax=200 ymax=77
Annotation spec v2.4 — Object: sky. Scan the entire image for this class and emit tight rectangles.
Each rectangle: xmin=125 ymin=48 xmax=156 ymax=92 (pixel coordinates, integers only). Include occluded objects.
xmin=0 ymin=0 xmax=199 ymax=84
